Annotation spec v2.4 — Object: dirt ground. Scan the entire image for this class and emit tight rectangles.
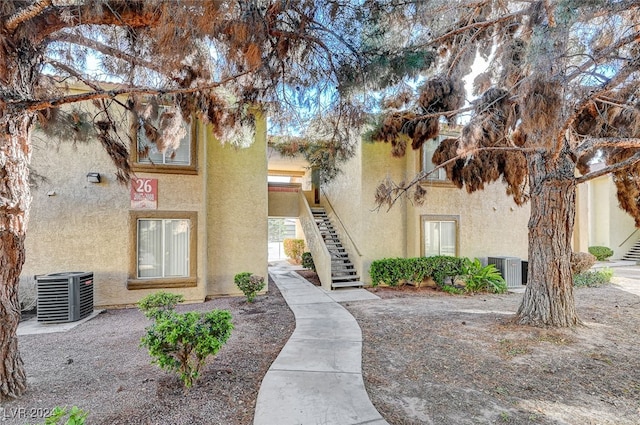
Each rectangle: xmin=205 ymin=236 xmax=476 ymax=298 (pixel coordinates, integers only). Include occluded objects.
xmin=2 ymin=277 xmax=294 ymax=425
xmin=345 ymin=284 xmax=640 ymax=425
xmin=4 ymin=272 xmax=640 ymax=425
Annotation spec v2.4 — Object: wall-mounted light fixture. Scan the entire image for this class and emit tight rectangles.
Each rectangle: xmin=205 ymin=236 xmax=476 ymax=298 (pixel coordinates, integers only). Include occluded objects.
xmin=86 ymin=172 xmax=101 ymax=183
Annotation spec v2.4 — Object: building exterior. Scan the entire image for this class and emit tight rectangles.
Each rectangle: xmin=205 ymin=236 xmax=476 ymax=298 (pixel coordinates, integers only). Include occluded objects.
xmin=574 ymin=174 xmax=638 ymax=260
xmin=317 ymin=130 xmax=531 ymax=287
xmin=20 ymin=96 xmax=637 ymax=308
xmin=21 ymin=95 xmax=268 ymax=308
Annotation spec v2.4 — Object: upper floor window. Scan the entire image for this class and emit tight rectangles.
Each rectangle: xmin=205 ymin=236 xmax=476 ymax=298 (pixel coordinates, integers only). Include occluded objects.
xmin=421 ymin=135 xmax=449 ymax=181
xmin=131 ymin=105 xmax=197 ymax=174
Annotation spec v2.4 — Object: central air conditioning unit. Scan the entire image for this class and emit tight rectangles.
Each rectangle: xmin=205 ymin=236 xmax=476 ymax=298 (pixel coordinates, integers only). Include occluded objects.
xmin=487 ymin=257 xmax=523 ymax=288
xmin=36 ymin=272 xmax=94 ymax=323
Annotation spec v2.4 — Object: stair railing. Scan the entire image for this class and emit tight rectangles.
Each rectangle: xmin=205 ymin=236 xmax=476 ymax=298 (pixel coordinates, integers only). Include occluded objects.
xmin=298 ymin=191 xmax=333 ymax=290
xmin=320 ymin=189 xmax=362 ymax=257
xmin=319 ymin=189 xmax=364 ymax=282
xmin=619 ymin=228 xmax=639 ymax=248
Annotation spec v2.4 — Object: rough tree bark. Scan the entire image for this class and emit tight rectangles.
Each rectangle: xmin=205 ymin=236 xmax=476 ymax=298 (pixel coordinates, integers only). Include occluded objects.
xmin=0 ymin=114 xmax=32 ymax=400
xmin=516 ymin=146 xmax=579 ymax=327
xmin=0 ymin=36 xmax=38 ymax=399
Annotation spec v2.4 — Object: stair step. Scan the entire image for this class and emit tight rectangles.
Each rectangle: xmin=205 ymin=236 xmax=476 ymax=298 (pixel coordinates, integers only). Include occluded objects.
xmin=623 ymin=238 xmax=640 ymax=260
xmin=331 ymin=282 xmax=364 ymax=289
xmin=313 ymin=206 xmax=360 ymax=285
xmin=332 ymin=274 xmax=360 ymax=281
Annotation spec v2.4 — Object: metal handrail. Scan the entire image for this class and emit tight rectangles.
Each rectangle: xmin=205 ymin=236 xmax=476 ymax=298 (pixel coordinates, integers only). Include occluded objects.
xmin=321 ymin=189 xmax=362 ymax=257
xmin=619 ymin=228 xmax=639 ymax=247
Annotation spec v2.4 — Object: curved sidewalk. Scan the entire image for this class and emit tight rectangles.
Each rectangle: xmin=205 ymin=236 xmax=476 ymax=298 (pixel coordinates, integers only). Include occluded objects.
xmin=254 ymin=262 xmax=389 ymax=425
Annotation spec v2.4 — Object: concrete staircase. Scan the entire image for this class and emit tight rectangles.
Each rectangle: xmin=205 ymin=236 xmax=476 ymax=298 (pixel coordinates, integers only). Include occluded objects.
xmin=622 ymin=239 xmax=640 ymax=262
xmin=311 ymin=207 xmax=363 ymax=289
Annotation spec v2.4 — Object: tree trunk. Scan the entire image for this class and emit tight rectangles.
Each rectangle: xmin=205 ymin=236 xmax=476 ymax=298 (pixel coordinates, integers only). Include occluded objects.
xmin=0 ymin=114 xmax=33 ymax=400
xmin=516 ymin=149 xmax=579 ymax=327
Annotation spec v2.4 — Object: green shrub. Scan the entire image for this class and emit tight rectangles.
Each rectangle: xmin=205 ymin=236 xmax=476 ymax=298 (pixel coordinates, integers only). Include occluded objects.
xmin=140 ymin=305 xmax=233 ymax=388
xmin=574 ymin=268 xmax=613 ymax=287
xmin=302 ymin=252 xmax=316 ymax=272
xmin=36 ymin=406 xmax=88 ymax=425
xmin=234 ymin=272 xmax=266 ymax=303
xmin=462 ymin=258 xmax=507 ymax=294
xmin=369 ymin=256 xmax=467 ymax=288
xmin=283 ymin=238 xmax=305 ymax=263
xmin=369 ymin=257 xmax=411 ymax=287
xmin=441 ymin=284 xmax=464 ymax=295
xmin=138 ymin=292 xmax=184 ymax=320
xmin=588 ymin=246 xmax=614 ymax=261
xmin=429 ymin=256 xmax=468 ymax=287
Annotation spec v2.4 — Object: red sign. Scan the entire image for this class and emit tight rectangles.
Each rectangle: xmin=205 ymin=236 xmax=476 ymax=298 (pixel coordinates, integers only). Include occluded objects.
xmin=130 ymin=178 xmax=158 ymax=209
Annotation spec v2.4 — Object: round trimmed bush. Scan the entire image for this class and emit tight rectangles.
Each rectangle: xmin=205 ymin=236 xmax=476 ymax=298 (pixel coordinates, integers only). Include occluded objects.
xmin=588 ymin=246 xmax=614 ymax=261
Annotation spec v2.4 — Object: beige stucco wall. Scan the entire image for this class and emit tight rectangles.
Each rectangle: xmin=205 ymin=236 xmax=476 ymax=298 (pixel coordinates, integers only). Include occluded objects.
xmin=21 ymin=104 xmax=269 ymax=307
xmin=573 ymin=182 xmax=590 ymax=253
xmin=205 ymin=113 xmax=268 ymax=296
xmin=322 ymin=137 xmax=530 ymax=285
xmin=268 ymin=187 xmax=300 ymax=217
xmin=582 ymin=175 xmax=637 ymax=259
xmin=22 ymin=119 xmax=208 ymax=308
xmin=322 ymin=141 xmax=408 ymax=282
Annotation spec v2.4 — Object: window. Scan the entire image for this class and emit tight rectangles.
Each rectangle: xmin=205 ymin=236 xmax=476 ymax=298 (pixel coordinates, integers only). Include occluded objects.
xmin=128 ymin=211 xmax=197 ymax=289
xmin=422 ymin=215 xmax=459 ymax=256
xmin=131 ymin=106 xmax=197 ymax=174
xmin=421 ymin=135 xmax=448 ymax=182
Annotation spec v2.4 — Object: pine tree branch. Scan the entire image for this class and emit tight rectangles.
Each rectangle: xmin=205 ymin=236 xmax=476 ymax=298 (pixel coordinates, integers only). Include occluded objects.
xmin=4 ymin=0 xmax=52 ymax=33
xmin=43 ymin=58 xmax=102 ymax=91
xmin=7 ymin=70 xmax=253 ymax=113
xmin=565 ymin=29 xmax=640 ymax=82
xmin=575 ymin=137 xmax=640 ymax=157
xmin=51 ymin=32 xmax=163 ymax=75
xmin=423 ymin=10 xmax=526 ymax=48
xmin=30 ymin=1 xmax=161 ymax=42
xmin=561 ymin=58 xmax=640 ymax=147
xmin=576 ymin=150 xmax=640 ymax=184
xmin=376 ymin=145 xmax=541 ymax=212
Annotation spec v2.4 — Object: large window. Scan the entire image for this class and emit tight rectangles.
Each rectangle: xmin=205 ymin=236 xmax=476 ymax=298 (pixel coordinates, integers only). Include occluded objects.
xmin=422 ymin=215 xmax=459 ymax=257
xmin=421 ymin=135 xmax=449 ymax=182
xmin=129 ymin=211 xmax=197 ymax=289
xmin=131 ymin=106 xmax=197 ymax=174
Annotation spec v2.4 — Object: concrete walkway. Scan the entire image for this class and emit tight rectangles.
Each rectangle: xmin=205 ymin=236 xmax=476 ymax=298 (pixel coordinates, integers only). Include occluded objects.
xmin=254 ymin=262 xmax=389 ymax=425
xmin=595 ymin=260 xmax=640 ymax=297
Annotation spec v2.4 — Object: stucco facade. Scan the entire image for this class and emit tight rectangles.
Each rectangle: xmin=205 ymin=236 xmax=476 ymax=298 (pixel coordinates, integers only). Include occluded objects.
xmin=322 ymin=136 xmax=531 ymax=285
xmin=574 ymin=175 xmax=638 ymax=259
xmin=21 ymin=107 xmax=268 ymax=308
xmin=21 ymin=97 xmax=636 ymax=309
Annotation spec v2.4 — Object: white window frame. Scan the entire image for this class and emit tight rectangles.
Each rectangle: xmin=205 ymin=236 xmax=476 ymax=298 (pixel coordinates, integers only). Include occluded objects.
xmin=421 ymin=134 xmax=449 ymax=181
xmin=128 ymin=211 xmax=197 ymax=290
xmin=132 ymin=106 xmax=197 ymax=175
xmin=137 ymin=218 xmax=190 ymax=279
xmin=421 ymin=215 xmax=459 ymax=257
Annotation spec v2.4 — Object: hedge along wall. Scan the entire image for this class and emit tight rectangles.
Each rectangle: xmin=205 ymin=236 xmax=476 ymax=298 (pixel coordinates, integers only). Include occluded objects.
xmin=369 ymin=256 xmax=467 ymax=287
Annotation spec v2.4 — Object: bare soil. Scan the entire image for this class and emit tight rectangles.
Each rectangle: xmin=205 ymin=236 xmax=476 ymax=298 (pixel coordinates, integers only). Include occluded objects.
xmin=295 ymin=269 xmax=322 ymax=286
xmin=5 ymin=274 xmax=640 ymax=425
xmin=345 ymin=284 xmax=640 ymax=425
xmin=2 ymin=277 xmax=294 ymax=425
